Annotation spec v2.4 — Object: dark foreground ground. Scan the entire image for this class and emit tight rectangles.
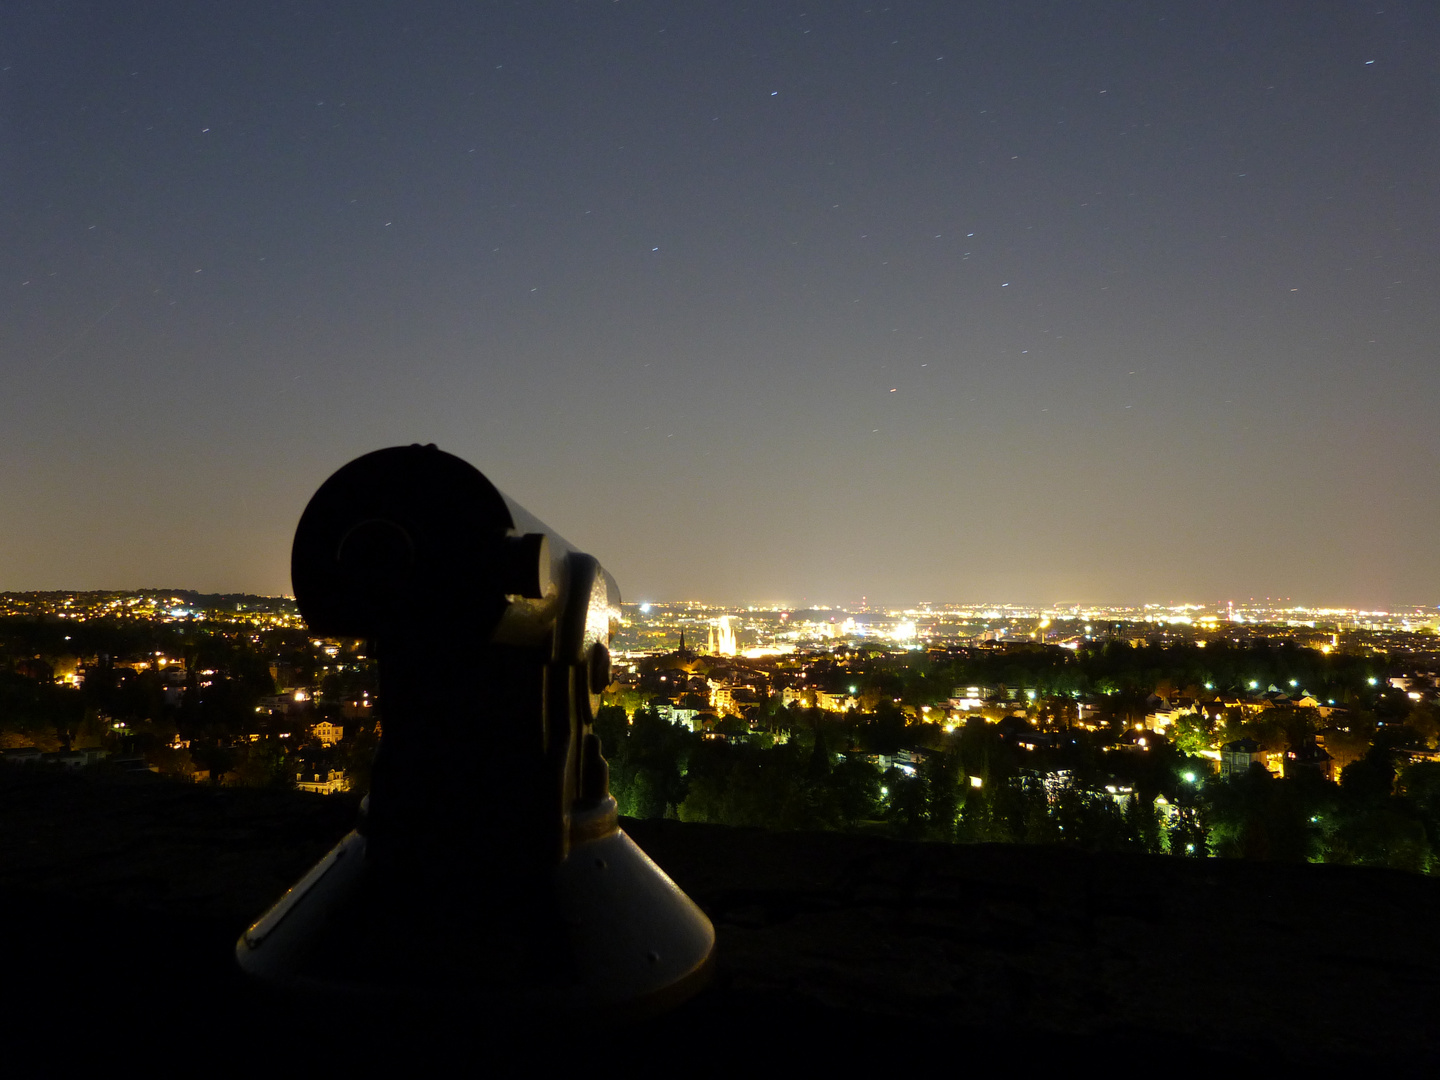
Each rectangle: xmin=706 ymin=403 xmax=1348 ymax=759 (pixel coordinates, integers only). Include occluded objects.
xmin=2 ymin=769 xmax=1437 ymax=1072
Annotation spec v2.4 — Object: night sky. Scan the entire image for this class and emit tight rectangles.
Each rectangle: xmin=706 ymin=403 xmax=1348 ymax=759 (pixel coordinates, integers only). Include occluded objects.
xmin=3 ymin=2 xmax=1436 ymax=607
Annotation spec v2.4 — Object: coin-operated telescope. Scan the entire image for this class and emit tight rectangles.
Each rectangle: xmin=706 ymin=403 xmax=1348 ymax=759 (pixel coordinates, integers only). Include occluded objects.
xmin=235 ymin=445 xmax=714 ymax=1017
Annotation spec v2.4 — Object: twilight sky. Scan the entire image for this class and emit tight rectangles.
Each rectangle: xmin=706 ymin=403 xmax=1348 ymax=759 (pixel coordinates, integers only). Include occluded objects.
xmin=2 ymin=2 xmax=1436 ymax=607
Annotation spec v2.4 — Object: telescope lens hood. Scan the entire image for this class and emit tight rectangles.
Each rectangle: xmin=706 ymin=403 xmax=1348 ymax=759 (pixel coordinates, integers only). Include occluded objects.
xmin=291 ymin=444 xmax=515 ymax=638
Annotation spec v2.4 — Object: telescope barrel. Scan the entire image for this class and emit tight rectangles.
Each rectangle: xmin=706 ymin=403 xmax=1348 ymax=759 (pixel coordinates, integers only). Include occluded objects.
xmin=290 ymin=443 xmax=616 ymax=656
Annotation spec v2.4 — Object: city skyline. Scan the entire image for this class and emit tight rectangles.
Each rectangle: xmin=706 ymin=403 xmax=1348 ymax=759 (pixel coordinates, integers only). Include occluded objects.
xmin=3 ymin=3 xmax=1437 ymax=604
xmin=3 ymin=585 xmax=1434 ymax=626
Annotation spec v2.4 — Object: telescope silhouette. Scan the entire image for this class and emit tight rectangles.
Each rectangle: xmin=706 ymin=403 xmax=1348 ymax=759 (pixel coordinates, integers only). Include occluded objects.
xmin=235 ymin=445 xmax=714 ymax=1016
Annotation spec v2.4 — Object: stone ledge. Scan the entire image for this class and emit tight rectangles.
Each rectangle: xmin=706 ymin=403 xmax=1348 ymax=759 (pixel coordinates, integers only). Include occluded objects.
xmin=1 ymin=770 xmax=1434 ymax=1066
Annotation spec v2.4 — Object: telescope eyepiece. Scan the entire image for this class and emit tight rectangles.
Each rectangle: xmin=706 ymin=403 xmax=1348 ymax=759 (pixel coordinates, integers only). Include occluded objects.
xmin=498 ymin=532 xmax=551 ymax=599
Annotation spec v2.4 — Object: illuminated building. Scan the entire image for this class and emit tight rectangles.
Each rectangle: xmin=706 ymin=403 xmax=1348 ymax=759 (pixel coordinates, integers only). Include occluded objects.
xmin=717 ymin=616 xmax=737 ymax=657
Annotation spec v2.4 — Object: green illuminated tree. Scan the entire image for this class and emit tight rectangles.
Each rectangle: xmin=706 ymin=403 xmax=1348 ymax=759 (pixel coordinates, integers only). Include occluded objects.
xmin=1170 ymin=711 xmax=1215 ymax=757
xmin=1398 ymin=760 xmax=1440 ymax=841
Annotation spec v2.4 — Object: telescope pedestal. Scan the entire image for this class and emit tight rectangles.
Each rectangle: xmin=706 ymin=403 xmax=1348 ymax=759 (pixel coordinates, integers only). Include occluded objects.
xmin=236 ymin=797 xmax=714 ymax=1017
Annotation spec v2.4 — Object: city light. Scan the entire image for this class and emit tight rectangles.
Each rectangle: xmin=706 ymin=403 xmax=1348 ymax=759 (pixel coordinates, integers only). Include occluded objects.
xmin=5 ymin=588 xmax=1438 ymax=875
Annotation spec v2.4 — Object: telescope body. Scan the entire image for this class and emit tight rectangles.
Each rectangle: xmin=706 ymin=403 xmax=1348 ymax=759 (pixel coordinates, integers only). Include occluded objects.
xmin=236 ymin=445 xmax=714 ymax=1015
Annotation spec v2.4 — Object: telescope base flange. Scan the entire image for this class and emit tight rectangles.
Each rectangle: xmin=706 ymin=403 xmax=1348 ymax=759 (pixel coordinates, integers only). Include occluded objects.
xmin=235 ymin=813 xmax=715 ymax=1019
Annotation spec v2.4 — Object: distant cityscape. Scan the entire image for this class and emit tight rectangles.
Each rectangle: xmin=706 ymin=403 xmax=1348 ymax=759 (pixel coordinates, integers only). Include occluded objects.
xmin=608 ymin=598 xmax=1440 ymax=657
xmin=3 ymin=588 xmax=1440 ymax=872
xmin=4 ymin=590 xmax=1437 ymax=642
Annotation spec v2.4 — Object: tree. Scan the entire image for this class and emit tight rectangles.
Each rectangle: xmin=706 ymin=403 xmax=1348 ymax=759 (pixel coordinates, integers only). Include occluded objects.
xmin=1406 ymin=703 xmax=1440 ymax=749
xmin=1166 ymin=805 xmax=1208 ymax=856
xmin=229 ymin=741 xmax=292 ymax=788
xmin=71 ymin=708 xmax=109 ymax=750
xmin=1340 ymin=746 xmax=1396 ymax=802
xmin=829 ymin=755 xmax=882 ymax=826
xmin=1050 ymin=790 xmax=1133 ymax=852
xmin=592 ymin=704 xmax=628 ymax=758
xmin=1204 ymin=768 xmax=1321 ymax=862
xmin=1398 ymin=761 xmax=1440 ymax=844
xmin=679 ymin=740 xmax=826 ymax=830
xmin=190 ymin=743 xmax=236 ymax=784
xmin=882 ymin=768 xmax=928 ymax=837
xmin=714 ymin=715 xmax=748 ymax=740
xmin=1170 ymin=711 xmax=1215 ymax=757
xmin=340 ymin=722 xmax=381 ymax=795
xmin=607 ymin=706 xmax=692 ymax=819
xmin=919 ymin=752 xmax=962 ymax=841
xmin=986 ymin=775 xmax=1051 ymax=843
xmin=147 ymin=744 xmax=195 ymax=779
xmin=859 ymin=700 xmax=907 ymax=756
xmin=1323 ymin=803 xmax=1432 ymax=872
xmin=1124 ymin=794 xmax=1164 ymax=854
